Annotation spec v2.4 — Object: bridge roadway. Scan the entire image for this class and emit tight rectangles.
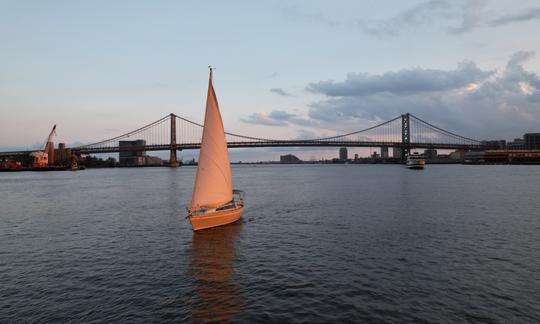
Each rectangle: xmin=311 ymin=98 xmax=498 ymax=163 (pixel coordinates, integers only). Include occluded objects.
xmin=0 ymin=142 xmax=488 ymax=158
xmin=73 ymin=141 xmax=485 ymax=155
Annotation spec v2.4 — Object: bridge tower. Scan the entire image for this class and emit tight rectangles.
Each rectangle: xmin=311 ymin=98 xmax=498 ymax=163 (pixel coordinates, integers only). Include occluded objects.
xmin=401 ymin=113 xmax=410 ymax=159
xmin=169 ymin=113 xmax=180 ymax=167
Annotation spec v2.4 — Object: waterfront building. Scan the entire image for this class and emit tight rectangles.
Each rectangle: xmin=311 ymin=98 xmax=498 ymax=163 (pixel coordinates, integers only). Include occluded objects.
xmin=449 ymin=150 xmax=465 ymax=160
xmin=524 ymin=133 xmax=540 ymax=150
xmin=53 ymin=143 xmax=72 ymax=165
xmin=465 ymin=150 xmax=540 ymax=164
xmin=465 ymin=151 xmax=485 ymax=163
xmin=339 ymin=147 xmax=348 ymax=161
xmin=380 ymin=147 xmax=389 ymax=158
xmin=119 ymin=140 xmax=147 ymax=166
xmin=508 ymin=150 xmax=540 ymax=163
xmin=58 ymin=143 xmax=65 ymax=163
xmin=507 ymin=138 xmax=525 ymax=150
xmin=280 ymin=154 xmax=301 ymax=164
xmin=47 ymin=141 xmax=55 ymax=166
xmin=145 ymin=155 xmax=164 ymax=166
xmin=393 ymin=147 xmax=402 ymax=159
xmin=484 ymin=150 xmax=508 ymax=163
xmin=424 ymin=148 xmax=437 ymax=159
xmin=481 ymin=140 xmax=506 ymax=150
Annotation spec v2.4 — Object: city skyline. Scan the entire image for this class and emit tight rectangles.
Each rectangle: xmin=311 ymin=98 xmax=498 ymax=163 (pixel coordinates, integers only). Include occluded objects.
xmin=2 ymin=0 xmax=540 ymax=161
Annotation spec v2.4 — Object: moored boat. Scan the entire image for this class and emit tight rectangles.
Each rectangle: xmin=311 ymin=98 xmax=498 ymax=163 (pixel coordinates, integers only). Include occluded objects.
xmin=187 ymin=68 xmax=245 ymax=231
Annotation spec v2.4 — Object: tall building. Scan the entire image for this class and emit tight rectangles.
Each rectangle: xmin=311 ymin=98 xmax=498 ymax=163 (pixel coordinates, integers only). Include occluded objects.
xmin=524 ymin=133 xmax=540 ymax=150
xmin=380 ymin=147 xmax=389 ymax=158
xmin=339 ymin=147 xmax=348 ymax=160
xmin=119 ymin=140 xmax=147 ymax=166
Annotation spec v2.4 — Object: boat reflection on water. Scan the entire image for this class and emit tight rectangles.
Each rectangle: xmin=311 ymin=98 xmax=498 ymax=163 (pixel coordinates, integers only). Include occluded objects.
xmin=189 ymin=222 xmax=244 ymax=322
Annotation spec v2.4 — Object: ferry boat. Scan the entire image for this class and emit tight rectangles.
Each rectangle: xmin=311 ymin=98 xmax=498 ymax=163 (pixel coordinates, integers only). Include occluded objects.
xmin=406 ymin=152 xmax=426 ymax=169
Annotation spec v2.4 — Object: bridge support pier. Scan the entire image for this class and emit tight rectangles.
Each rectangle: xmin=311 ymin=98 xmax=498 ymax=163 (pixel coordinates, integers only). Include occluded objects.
xmin=401 ymin=113 xmax=411 ymax=160
xmin=170 ymin=113 xmax=180 ymax=167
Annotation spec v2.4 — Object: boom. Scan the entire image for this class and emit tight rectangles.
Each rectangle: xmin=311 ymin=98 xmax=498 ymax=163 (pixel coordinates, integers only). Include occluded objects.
xmin=42 ymin=125 xmax=57 ymax=152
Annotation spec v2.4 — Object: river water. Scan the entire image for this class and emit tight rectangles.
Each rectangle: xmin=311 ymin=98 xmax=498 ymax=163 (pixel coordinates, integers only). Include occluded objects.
xmin=1 ymin=165 xmax=539 ymax=323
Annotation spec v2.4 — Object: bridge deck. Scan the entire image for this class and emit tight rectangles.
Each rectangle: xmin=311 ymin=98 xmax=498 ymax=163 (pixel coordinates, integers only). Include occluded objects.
xmin=71 ymin=142 xmax=485 ymax=155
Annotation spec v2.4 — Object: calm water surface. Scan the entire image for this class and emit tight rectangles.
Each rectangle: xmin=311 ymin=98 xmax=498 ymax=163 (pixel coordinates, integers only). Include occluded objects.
xmin=1 ymin=165 xmax=539 ymax=323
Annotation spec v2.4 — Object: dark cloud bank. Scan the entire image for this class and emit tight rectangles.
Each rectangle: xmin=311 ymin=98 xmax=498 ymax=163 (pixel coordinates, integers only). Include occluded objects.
xmin=244 ymin=52 xmax=540 ymax=140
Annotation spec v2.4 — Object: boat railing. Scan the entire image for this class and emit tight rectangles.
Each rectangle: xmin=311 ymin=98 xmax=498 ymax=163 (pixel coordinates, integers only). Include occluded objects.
xmin=233 ymin=189 xmax=245 ymax=202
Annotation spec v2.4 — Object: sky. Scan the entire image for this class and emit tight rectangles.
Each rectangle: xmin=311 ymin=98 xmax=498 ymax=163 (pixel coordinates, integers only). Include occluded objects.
xmin=1 ymin=0 xmax=540 ymax=161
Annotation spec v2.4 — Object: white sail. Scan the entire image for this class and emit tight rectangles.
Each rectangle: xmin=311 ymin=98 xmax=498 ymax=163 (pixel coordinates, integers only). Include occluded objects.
xmin=191 ymin=69 xmax=233 ymax=210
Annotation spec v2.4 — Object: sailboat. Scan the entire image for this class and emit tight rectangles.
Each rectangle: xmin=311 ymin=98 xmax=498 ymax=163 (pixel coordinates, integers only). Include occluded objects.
xmin=187 ymin=67 xmax=245 ymax=231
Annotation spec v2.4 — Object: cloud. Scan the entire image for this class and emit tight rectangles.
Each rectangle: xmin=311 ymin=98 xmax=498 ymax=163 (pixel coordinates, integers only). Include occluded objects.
xmin=270 ymin=87 xmax=293 ymax=97
xmin=307 ymin=61 xmax=492 ymax=97
xmin=277 ymin=1 xmax=540 ymax=38
xmin=507 ymin=50 xmax=535 ymax=68
xmin=242 ymin=109 xmax=315 ymax=128
xmin=240 ymin=52 xmax=540 ymax=140
xmin=241 ymin=112 xmax=288 ymax=126
xmin=357 ymin=1 xmax=540 ymax=36
xmin=281 ymin=5 xmax=339 ymax=27
xmin=264 ymin=72 xmax=279 ymax=79
xmin=305 ymin=51 xmax=540 ymax=139
xmin=295 ymin=129 xmax=317 ymax=139
xmin=447 ymin=0 xmax=486 ymax=34
xmin=267 ymin=110 xmax=296 ymax=120
xmin=489 ymin=6 xmax=540 ymax=27
xmin=356 ymin=0 xmax=458 ymax=36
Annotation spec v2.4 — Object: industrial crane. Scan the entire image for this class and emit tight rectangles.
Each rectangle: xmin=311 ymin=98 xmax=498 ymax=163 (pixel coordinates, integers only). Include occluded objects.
xmin=30 ymin=125 xmax=56 ymax=168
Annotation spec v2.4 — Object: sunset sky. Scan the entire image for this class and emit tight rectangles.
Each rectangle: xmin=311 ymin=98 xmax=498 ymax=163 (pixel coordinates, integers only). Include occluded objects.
xmin=1 ymin=0 xmax=540 ymax=161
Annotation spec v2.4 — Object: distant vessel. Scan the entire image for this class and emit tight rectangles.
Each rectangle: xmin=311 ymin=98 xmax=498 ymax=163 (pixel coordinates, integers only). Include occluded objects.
xmin=187 ymin=68 xmax=245 ymax=231
xmin=406 ymin=152 xmax=426 ymax=169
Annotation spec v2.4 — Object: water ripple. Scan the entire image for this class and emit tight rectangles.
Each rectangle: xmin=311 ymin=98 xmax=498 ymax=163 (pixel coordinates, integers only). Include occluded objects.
xmin=1 ymin=165 xmax=539 ymax=322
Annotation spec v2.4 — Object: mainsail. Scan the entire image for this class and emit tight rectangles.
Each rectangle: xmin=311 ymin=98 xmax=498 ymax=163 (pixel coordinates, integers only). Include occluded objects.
xmin=191 ymin=69 xmax=233 ymax=210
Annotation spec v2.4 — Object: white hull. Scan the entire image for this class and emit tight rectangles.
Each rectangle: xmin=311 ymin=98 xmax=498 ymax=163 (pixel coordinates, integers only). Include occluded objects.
xmin=406 ymin=160 xmax=425 ymax=169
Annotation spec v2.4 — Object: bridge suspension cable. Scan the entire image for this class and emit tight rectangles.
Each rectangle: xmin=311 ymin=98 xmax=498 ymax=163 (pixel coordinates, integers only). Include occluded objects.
xmin=75 ymin=115 xmax=171 ymax=150
xmin=409 ymin=114 xmax=481 ymax=145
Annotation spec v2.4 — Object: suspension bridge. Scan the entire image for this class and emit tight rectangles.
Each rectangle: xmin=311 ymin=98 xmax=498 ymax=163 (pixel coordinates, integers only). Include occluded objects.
xmin=0 ymin=113 xmax=488 ymax=164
